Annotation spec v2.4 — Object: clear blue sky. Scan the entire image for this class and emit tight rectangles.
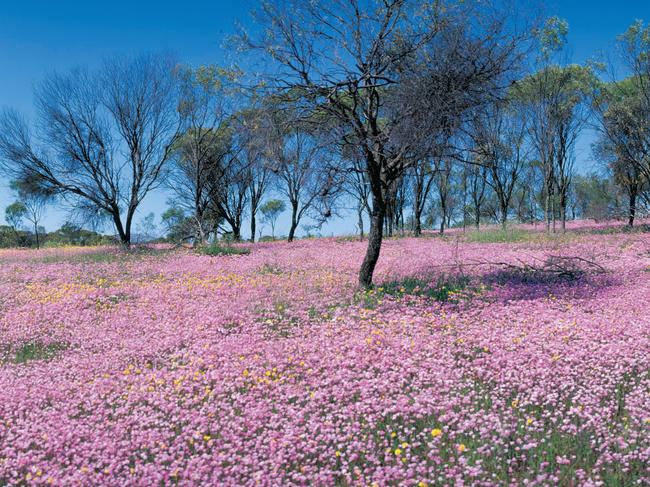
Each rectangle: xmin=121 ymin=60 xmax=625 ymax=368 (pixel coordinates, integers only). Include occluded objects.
xmin=0 ymin=0 xmax=649 ymax=235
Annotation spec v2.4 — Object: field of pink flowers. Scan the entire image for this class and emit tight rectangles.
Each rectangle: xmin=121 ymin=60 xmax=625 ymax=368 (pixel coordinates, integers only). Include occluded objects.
xmin=0 ymin=227 xmax=649 ymax=486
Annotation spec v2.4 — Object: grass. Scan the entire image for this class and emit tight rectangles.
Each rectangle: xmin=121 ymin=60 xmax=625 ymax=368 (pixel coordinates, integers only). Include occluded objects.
xmin=381 ymin=274 xmax=472 ymax=301
xmin=6 ymin=341 xmax=69 ymax=364
xmin=464 ymin=227 xmax=532 ymax=243
xmin=356 ymin=274 xmax=475 ymax=309
xmin=199 ymin=243 xmax=251 ymax=256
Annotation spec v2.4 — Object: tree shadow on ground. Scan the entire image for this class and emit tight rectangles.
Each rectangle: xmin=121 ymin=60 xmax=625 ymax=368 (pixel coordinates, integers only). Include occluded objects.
xmin=480 ymin=267 xmax=620 ymax=303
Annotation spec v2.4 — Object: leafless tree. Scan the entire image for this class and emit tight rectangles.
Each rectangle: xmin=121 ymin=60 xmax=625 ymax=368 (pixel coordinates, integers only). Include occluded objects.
xmin=341 ymin=155 xmax=372 ymax=239
xmin=466 ymin=160 xmax=490 ymax=227
xmin=0 ymin=54 xmax=181 ymax=246
xmin=410 ymin=158 xmax=436 ymax=236
xmin=433 ymin=157 xmax=455 ymax=234
xmin=238 ymin=0 xmax=527 ymax=286
xmin=472 ymin=101 xmax=530 ymax=228
xmin=265 ymin=125 xmax=338 ymax=242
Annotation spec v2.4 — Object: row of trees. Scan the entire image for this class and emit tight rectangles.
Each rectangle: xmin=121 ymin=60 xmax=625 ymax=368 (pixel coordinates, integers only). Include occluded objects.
xmin=1 ymin=1 xmax=649 ymax=287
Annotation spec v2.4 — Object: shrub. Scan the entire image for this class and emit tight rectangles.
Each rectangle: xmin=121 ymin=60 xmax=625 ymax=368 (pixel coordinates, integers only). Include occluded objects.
xmin=464 ymin=228 xmax=531 ymax=243
xmin=199 ymin=243 xmax=251 ymax=256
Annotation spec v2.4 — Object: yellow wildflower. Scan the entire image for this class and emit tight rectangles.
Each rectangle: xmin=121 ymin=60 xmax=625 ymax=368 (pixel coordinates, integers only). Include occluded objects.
xmin=457 ymin=444 xmax=467 ymax=453
xmin=430 ymin=428 xmax=442 ymax=438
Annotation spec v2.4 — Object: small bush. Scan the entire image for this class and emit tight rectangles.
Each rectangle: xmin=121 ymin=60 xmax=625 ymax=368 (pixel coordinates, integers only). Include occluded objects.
xmin=465 ymin=228 xmax=531 ymax=243
xmin=199 ymin=243 xmax=251 ymax=256
xmin=381 ymin=274 xmax=472 ymax=302
xmin=8 ymin=342 xmax=68 ymax=364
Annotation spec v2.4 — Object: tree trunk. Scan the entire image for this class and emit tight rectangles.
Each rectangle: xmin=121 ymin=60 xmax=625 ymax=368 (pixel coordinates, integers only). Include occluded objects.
xmin=359 ymin=201 xmax=385 ymax=289
xmin=414 ymin=207 xmax=422 ymax=236
xmin=628 ymin=188 xmax=637 ymax=227
xmin=287 ymin=202 xmax=298 ymax=242
xmin=112 ymin=209 xmax=130 ymax=247
xmin=551 ymin=196 xmax=557 ymax=233
xmin=250 ymin=216 xmax=256 ymax=243
xmin=34 ymin=223 xmax=40 ymax=249
xmin=357 ymin=206 xmax=365 ymax=240
xmin=560 ymin=195 xmax=567 ymax=233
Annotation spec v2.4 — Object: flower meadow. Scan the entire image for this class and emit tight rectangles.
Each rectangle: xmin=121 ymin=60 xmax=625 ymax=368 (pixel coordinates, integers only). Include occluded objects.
xmin=0 ymin=228 xmax=649 ymax=486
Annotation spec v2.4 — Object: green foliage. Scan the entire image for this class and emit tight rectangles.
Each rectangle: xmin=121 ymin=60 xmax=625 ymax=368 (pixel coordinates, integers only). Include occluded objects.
xmin=572 ymin=173 xmax=619 ymax=221
xmin=5 ymin=201 xmax=26 ymax=230
xmin=464 ymin=228 xmax=531 ymax=243
xmin=381 ymin=274 xmax=472 ymax=302
xmin=536 ymin=16 xmax=569 ymax=60
xmin=356 ymin=274 xmax=474 ymax=308
xmin=260 ymin=199 xmax=286 ymax=237
xmin=8 ymin=342 xmax=68 ymax=364
xmin=45 ymin=222 xmax=115 ymax=247
xmin=198 ymin=243 xmax=251 ymax=256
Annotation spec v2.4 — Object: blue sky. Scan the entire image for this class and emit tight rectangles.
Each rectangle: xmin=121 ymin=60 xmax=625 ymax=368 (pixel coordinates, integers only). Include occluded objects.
xmin=0 ymin=0 xmax=649 ymax=236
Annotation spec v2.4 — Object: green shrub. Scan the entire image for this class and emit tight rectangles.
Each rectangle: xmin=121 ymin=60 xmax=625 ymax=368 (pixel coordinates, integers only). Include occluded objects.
xmin=9 ymin=342 xmax=68 ymax=364
xmin=199 ymin=243 xmax=251 ymax=256
xmin=464 ymin=228 xmax=531 ymax=243
xmin=381 ymin=274 xmax=471 ymax=302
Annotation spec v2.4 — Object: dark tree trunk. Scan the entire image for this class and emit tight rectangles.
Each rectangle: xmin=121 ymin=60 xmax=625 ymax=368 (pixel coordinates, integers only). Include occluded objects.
xmin=414 ymin=207 xmax=422 ymax=236
xmin=287 ymin=202 xmax=298 ymax=242
xmin=250 ymin=216 xmax=256 ymax=243
xmin=111 ymin=209 xmax=130 ymax=247
xmin=560 ymin=196 xmax=567 ymax=233
xmin=359 ymin=201 xmax=385 ymax=289
xmin=34 ymin=223 xmax=40 ymax=249
xmin=628 ymin=187 xmax=637 ymax=227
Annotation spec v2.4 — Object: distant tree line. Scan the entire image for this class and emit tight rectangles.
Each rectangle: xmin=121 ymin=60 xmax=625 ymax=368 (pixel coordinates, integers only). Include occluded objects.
xmin=0 ymin=1 xmax=649 ymax=287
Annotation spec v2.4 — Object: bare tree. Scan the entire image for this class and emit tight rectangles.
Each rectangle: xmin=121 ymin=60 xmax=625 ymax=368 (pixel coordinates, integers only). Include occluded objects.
xmin=342 ymin=155 xmax=372 ymax=240
xmin=472 ymin=101 xmax=529 ymax=228
xmin=432 ymin=157 xmax=455 ymax=234
xmin=0 ymin=54 xmax=181 ymax=246
xmin=265 ymin=126 xmax=337 ymax=242
xmin=410 ymin=158 xmax=436 ymax=236
xmin=466 ymin=160 xmax=490 ymax=227
xmin=239 ymin=0 xmax=526 ymax=287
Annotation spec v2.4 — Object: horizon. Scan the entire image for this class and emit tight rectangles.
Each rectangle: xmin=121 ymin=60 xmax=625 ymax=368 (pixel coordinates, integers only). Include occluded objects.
xmin=0 ymin=0 xmax=648 ymax=238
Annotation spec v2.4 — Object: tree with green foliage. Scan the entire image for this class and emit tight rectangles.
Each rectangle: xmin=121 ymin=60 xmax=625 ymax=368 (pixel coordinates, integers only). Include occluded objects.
xmin=9 ymin=179 xmax=49 ymax=248
xmin=259 ymin=199 xmax=285 ymax=239
xmin=514 ymin=60 xmax=595 ymax=231
xmin=591 ymin=22 xmax=650 ymax=227
xmin=5 ymin=201 xmax=26 ymax=239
